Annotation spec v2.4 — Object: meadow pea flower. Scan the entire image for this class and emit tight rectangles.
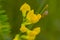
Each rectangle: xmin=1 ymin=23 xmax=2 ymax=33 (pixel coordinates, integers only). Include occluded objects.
xmin=26 ymin=10 xmax=41 ymax=24
xmin=26 ymin=27 xmax=40 ymax=40
xmin=32 ymin=27 xmax=40 ymax=35
xmin=13 ymin=34 xmax=19 ymax=40
xmin=20 ymin=27 xmax=40 ymax=40
xmin=21 ymin=35 xmax=35 ymax=40
xmin=27 ymin=27 xmax=40 ymax=36
xmin=20 ymin=24 xmax=28 ymax=33
xmin=27 ymin=36 xmax=35 ymax=40
xmin=20 ymin=3 xmax=30 ymax=17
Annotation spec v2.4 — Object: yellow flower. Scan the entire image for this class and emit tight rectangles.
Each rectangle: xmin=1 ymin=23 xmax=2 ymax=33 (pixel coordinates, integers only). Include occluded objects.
xmin=21 ymin=35 xmax=35 ymax=40
xmin=27 ymin=31 xmax=36 ymax=40
xmin=32 ymin=27 xmax=40 ymax=35
xmin=27 ymin=36 xmax=35 ymax=40
xmin=20 ymin=26 xmax=40 ymax=40
xmin=20 ymin=3 xmax=30 ymax=13
xmin=13 ymin=34 xmax=19 ymax=40
xmin=26 ymin=10 xmax=41 ymax=24
xmin=20 ymin=24 xmax=28 ymax=33
xmin=26 ymin=27 xmax=40 ymax=40
xmin=28 ymin=27 xmax=40 ymax=36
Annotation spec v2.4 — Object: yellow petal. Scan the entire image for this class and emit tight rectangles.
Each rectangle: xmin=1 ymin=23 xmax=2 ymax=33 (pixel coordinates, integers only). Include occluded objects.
xmin=13 ymin=34 xmax=19 ymax=40
xmin=37 ymin=14 xmax=41 ymax=19
xmin=36 ymin=14 xmax=41 ymax=22
xmin=20 ymin=25 xmax=28 ymax=33
xmin=26 ymin=10 xmax=34 ymax=20
xmin=32 ymin=27 xmax=40 ymax=35
xmin=27 ymin=36 xmax=35 ymax=40
xmin=25 ymin=27 xmax=40 ymax=40
xmin=26 ymin=10 xmax=41 ymax=24
xmin=27 ymin=27 xmax=40 ymax=37
xmin=20 ymin=3 xmax=30 ymax=13
xmin=27 ymin=31 xmax=35 ymax=37
xmin=27 ymin=27 xmax=40 ymax=40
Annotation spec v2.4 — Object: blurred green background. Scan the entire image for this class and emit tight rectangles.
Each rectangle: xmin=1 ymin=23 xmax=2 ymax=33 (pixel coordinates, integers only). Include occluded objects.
xmin=0 ymin=0 xmax=60 ymax=40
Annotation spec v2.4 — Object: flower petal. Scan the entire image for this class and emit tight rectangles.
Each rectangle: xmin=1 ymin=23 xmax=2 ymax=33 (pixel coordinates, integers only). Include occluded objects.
xmin=13 ymin=34 xmax=19 ymax=40
xmin=26 ymin=10 xmax=41 ymax=24
xmin=32 ymin=27 xmax=40 ymax=35
xmin=20 ymin=3 xmax=30 ymax=13
xmin=20 ymin=24 xmax=28 ymax=33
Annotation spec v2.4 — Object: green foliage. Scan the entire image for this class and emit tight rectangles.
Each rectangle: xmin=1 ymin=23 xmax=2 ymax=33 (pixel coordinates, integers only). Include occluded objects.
xmin=0 ymin=5 xmax=10 ymax=40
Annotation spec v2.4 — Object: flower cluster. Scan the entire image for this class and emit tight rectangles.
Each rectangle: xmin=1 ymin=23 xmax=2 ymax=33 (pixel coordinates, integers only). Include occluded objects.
xmin=20 ymin=3 xmax=41 ymax=24
xmin=13 ymin=3 xmax=41 ymax=40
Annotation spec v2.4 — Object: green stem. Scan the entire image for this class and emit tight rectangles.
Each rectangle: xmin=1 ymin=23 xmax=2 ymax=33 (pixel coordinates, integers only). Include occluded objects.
xmin=40 ymin=4 xmax=48 ymax=14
